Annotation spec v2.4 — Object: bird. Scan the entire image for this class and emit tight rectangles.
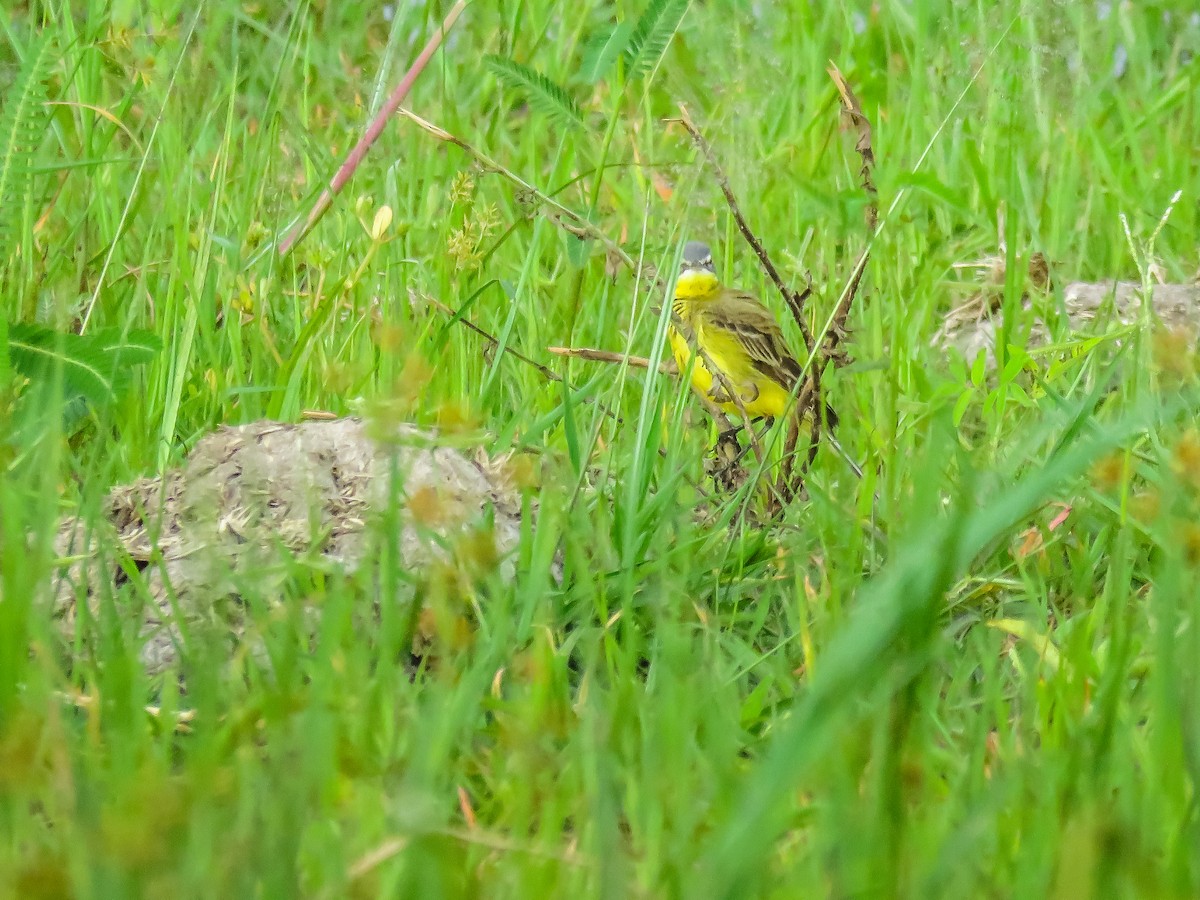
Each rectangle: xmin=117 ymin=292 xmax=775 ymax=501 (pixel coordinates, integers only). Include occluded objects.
xmin=668 ymin=239 xmax=830 ymax=425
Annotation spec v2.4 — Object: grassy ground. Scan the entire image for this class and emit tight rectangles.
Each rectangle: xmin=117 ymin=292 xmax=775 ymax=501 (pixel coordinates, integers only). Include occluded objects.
xmin=2 ymin=0 xmax=1200 ymax=896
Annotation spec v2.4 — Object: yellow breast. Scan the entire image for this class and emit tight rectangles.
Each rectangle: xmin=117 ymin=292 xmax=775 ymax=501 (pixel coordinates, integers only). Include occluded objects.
xmin=669 ymin=299 xmax=792 ymax=421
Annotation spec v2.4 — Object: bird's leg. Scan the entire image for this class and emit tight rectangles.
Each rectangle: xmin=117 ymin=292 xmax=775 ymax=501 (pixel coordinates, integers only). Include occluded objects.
xmin=725 ymin=417 xmax=775 ymax=467
xmin=752 ymin=416 xmax=774 ymax=445
xmin=717 ymin=422 xmax=743 ymax=444
xmin=708 ymin=433 xmax=747 ymax=493
xmin=707 ymin=419 xmax=748 ymax=492
xmin=714 ymin=425 xmax=743 ymax=471
xmin=717 ymin=413 xmax=776 ymax=457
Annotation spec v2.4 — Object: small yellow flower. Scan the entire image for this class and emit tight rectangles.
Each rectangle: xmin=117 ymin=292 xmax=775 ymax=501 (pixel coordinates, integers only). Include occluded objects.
xmin=370 ymin=205 xmax=393 ymax=241
xmin=1152 ymin=328 xmax=1198 ymax=383
xmin=1130 ymin=489 xmax=1161 ymax=524
xmin=1182 ymin=524 xmax=1200 ymax=566
xmin=1089 ymin=452 xmax=1125 ymax=491
xmin=1171 ymin=429 xmax=1200 ymax=492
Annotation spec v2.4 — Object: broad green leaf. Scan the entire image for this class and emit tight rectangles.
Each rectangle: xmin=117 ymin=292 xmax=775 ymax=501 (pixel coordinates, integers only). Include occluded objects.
xmin=7 ymin=323 xmax=161 ymax=406
xmin=580 ymin=22 xmax=636 ymax=84
xmin=970 ymin=347 xmax=987 ymax=387
xmin=565 ymin=234 xmax=591 ymax=268
xmin=952 ymin=389 xmax=974 ymax=427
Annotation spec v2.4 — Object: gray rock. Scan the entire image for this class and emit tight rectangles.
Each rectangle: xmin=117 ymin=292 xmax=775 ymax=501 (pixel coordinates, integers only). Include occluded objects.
xmin=51 ymin=419 xmax=545 ymax=673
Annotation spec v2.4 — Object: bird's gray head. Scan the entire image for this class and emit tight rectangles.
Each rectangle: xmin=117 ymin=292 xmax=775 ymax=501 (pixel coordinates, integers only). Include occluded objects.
xmin=680 ymin=241 xmax=715 ymax=273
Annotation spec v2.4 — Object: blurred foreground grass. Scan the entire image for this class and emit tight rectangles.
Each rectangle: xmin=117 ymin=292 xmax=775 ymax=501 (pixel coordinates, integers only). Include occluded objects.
xmin=1 ymin=0 xmax=1199 ymax=896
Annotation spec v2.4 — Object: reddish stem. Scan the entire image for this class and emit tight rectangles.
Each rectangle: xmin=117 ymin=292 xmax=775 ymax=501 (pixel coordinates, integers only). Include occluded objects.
xmin=279 ymin=0 xmax=468 ymax=256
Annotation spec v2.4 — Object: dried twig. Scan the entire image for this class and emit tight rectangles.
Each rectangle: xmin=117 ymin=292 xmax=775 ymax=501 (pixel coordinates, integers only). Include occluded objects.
xmin=547 ymin=346 xmax=675 ymax=374
xmin=397 ymin=109 xmax=651 ymax=283
xmin=828 ymin=62 xmax=878 ymax=232
xmin=822 ymin=247 xmax=870 ymax=359
xmin=818 ymin=64 xmax=877 ymax=365
xmin=673 ymin=106 xmax=835 ymax=500
xmin=547 ymin=341 xmax=752 ymax=483
xmin=673 ymin=105 xmax=816 ymax=354
xmin=279 ymin=1 xmax=467 ymax=256
xmin=673 ymin=105 xmax=831 ymax=501
xmin=780 ymin=66 xmax=878 ymax=494
xmin=550 ymin=337 xmax=760 ymax=493
xmin=427 ymin=300 xmax=709 ymax=502
xmin=425 ymin=295 xmax=562 ymax=382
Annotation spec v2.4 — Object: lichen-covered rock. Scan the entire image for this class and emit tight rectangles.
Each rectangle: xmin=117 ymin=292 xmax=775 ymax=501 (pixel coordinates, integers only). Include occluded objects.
xmin=52 ymin=419 xmax=542 ymax=673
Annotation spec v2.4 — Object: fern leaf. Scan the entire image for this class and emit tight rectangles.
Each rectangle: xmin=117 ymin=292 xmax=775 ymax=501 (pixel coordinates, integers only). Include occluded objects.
xmin=580 ymin=22 xmax=636 ymax=84
xmin=624 ymin=0 xmax=691 ymax=81
xmin=7 ymin=324 xmax=161 ymax=407
xmin=0 ymin=36 xmax=56 ymax=258
xmin=484 ymin=55 xmax=585 ymax=130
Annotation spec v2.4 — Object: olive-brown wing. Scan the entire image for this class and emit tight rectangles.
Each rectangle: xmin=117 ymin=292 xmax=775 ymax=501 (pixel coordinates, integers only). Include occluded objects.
xmin=703 ymin=291 xmax=803 ymax=388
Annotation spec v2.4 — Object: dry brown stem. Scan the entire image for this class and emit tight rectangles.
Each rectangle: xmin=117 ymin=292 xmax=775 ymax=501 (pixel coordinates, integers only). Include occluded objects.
xmin=397 ymin=109 xmax=650 ymax=283
xmin=278 ymin=1 xmax=467 ymax=256
xmin=546 ymin=346 xmax=675 ymax=374
xmin=828 ymin=62 xmax=878 ymax=232
xmin=425 ymin=295 xmax=562 ymax=382
xmin=674 ymin=105 xmax=817 ymax=354
xmin=779 ymin=65 xmax=879 ymax=496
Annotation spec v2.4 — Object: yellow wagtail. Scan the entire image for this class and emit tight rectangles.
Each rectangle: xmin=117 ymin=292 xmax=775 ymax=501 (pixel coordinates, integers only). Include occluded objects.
xmin=668 ymin=240 xmax=863 ymax=478
xmin=669 ymin=240 xmax=833 ymax=428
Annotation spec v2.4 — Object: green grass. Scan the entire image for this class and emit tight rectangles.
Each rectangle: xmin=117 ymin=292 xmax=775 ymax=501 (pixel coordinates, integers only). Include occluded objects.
xmin=3 ymin=0 xmax=1200 ymax=896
